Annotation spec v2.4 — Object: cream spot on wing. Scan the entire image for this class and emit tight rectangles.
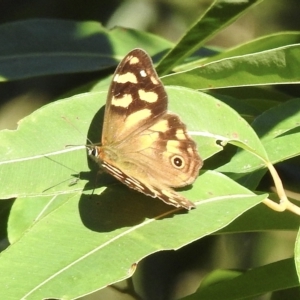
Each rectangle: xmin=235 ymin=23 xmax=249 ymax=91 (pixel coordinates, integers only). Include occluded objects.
xmin=166 ymin=140 xmax=181 ymax=154
xmin=138 ymin=132 xmax=159 ymax=150
xmin=187 ymin=146 xmax=194 ymax=155
xmin=114 ymin=72 xmax=137 ymax=83
xmin=150 ymin=76 xmax=159 ymax=84
xmin=149 ymin=119 xmax=168 ymax=132
xmin=130 ymin=56 xmax=139 ymax=64
xmin=111 ymin=94 xmax=133 ymax=107
xmin=125 ymin=109 xmax=152 ymax=129
xmin=175 ymin=129 xmax=186 ymax=140
xmin=114 ymin=73 xmax=119 ymax=82
xmin=138 ymin=89 xmax=158 ymax=103
xmin=148 ymin=131 xmax=160 ymax=142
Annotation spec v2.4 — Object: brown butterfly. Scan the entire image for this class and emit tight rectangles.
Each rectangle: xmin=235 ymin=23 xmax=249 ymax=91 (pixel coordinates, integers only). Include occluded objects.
xmin=87 ymin=49 xmax=202 ymax=209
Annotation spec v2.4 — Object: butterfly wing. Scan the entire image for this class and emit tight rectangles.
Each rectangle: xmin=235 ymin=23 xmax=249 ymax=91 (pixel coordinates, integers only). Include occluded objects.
xmin=100 ymin=112 xmax=202 ymax=210
xmin=102 ymin=49 xmax=167 ymax=146
xmin=101 ymin=159 xmax=197 ymax=210
xmin=122 ymin=113 xmax=202 ymax=186
xmin=89 ymin=48 xmax=202 ymax=210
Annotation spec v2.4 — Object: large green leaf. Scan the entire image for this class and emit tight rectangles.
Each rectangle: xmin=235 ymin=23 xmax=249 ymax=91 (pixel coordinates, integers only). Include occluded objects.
xmin=0 ymin=172 xmax=265 ymax=299
xmin=0 ymin=19 xmax=172 ymax=81
xmin=0 ymin=87 xmax=268 ymax=198
xmin=181 ymin=31 xmax=300 ymax=67
xmin=162 ymin=44 xmax=300 ymax=89
xmin=0 ymin=87 xmax=268 ymax=299
xmin=219 ymin=201 xmax=300 ymax=233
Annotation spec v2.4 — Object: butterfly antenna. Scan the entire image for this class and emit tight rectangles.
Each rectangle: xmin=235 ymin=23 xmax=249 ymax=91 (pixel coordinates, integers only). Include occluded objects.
xmin=61 ymin=116 xmax=94 ymax=147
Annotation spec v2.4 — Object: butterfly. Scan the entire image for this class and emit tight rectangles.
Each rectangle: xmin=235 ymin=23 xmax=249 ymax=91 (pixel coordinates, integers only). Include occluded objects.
xmin=87 ymin=49 xmax=202 ymax=210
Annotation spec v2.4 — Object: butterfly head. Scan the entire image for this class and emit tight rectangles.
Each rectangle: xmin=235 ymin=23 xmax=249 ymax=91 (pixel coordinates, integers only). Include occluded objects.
xmin=86 ymin=145 xmax=101 ymax=164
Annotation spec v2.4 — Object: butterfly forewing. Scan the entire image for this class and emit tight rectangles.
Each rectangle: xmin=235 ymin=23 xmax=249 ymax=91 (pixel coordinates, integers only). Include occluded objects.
xmin=88 ymin=49 xmax=202 ymax=210
xmin=102 ymin=49 xmax=167 ymax=145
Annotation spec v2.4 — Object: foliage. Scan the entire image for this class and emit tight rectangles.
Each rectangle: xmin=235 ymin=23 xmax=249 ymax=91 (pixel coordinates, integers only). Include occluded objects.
xmin=0 ymin=0 xmax=300 ymax=299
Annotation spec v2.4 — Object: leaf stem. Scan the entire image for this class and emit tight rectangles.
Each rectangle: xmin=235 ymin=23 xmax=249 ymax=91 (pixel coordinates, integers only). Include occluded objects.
xmin=262 ymin=161 xmax=300 ymax=215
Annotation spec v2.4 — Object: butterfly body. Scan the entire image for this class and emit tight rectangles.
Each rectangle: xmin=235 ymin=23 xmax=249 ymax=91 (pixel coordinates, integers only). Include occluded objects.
xmin=88 ymin=49 xmax=202 ymax=210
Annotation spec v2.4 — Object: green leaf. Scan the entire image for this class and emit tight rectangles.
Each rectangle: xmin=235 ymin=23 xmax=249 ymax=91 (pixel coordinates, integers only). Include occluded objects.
xmin=0 ymin=88 xmax=268 ymax=198
xmin=156 ymin=0 xmax=263 ymax=75
xmin=219 ymin=201 xmax=300 ymax=233
xmin=0 ymin=171 xmax=265 ymax=299
xmin=1 ymin=2 xmax=300 ymax=299
xmin=253 ymin=98 xmax=300 ymax=162
xmin=0 ymin=92 xmax=97 ymax=198
xmin=184 ymin=259 xmax=299 ymax=300
xmin=253 ymin=98 xmax=300 ymax=142
xmin=0 ymin=19 xmax=172 ymax=81
xmin=218 ymin=99 xmax=300 ymax=174
xmin=8 ymin=194 xmax=75 ymax=244
xmin=162 ymin=44 xmax=300 ymax=89
xmin=189 ymin=31 xmax=300 ymax=66
xmin=0 ymin=87 xmax=268 ymax=299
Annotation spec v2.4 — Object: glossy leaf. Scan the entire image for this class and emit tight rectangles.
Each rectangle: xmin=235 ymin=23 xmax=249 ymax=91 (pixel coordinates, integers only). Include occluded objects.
xmin=162 ymin=44 xmax=300 ymax=90
xmin=0 ymin=171 xmax=265 ymax=299
xmin=0 ymin=88 xmax=268 ymax=198
xmin=156 ymin=0 xmax=263 ymax=75
xmin=0 ymin=19 xmax=172 ymax=81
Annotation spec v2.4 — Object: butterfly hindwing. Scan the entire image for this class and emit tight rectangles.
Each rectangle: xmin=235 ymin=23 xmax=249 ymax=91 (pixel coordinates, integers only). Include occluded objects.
xmin=101 ymin=161 xmax=196 ymax=210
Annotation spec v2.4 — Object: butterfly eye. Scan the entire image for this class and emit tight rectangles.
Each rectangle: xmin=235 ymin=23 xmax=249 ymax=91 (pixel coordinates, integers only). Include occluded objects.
xmin=171 ymin=155 xmax=185 ymax=169
xmin=92 ymin=148 xmax=98 ymax=156
xmin=88 ymin=147 xmax=98 ymax=157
